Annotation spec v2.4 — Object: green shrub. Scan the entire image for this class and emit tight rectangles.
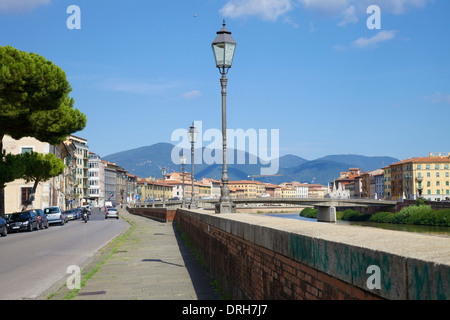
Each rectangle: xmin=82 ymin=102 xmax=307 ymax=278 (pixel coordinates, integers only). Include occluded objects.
xmin=369 ymin=212 xmax=395 ymax=223
xmin=300 ymin=207 xmax=317 ymax=219
xmin=341 ymin=209 xmax=371 ymax=221
xmin=370 ymin=206 xmax=450 ymax=227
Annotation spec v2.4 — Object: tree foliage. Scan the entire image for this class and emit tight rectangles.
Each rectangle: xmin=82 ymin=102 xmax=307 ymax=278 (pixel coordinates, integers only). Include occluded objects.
xmin=0 ymin=45 xmax=86 ymax=144
xmin=0 ymin=45 xmax=86 ymax=216
xmin=0 ymin=152 xmax=26 ymax=188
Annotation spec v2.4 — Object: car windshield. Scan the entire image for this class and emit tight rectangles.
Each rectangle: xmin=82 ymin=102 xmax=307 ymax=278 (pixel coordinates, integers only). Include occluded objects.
xmin=10 ymin=212 xmax=31 ymax=221
xmin=44 ymin=208 xmax=59 ymax=214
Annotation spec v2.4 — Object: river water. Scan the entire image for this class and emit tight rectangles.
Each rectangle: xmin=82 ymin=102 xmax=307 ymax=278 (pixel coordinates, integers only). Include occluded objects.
xmin=264 ymin=213 xmax=450 ymax=237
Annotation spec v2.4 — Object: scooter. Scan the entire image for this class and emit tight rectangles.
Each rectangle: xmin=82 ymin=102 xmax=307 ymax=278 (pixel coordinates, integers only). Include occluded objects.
xmin=83 ymin=212 xmax=88 ymax=223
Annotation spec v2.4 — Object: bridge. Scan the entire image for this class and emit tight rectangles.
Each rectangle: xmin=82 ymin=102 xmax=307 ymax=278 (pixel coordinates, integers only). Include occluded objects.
xmin=134 ymin=197 xmax=398 ymax=222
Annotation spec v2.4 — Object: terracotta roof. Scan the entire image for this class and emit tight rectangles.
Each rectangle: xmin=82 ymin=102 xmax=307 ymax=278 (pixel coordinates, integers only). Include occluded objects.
xmin=390 ymin=156 xmax=450 ymax=166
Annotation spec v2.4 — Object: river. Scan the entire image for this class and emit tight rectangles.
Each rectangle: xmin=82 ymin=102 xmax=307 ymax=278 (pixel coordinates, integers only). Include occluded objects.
xmin=264 ymin=213 xmax=450 ymax=237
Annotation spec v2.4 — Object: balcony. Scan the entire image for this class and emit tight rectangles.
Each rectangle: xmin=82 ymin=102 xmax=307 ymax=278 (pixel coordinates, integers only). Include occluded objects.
xmin=416 ymin=176 xmax=423 ymax=182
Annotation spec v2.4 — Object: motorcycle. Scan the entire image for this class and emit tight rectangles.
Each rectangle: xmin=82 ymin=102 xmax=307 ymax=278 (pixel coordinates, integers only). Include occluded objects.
xmin=83 ymin=212 xmax=88 ymax=223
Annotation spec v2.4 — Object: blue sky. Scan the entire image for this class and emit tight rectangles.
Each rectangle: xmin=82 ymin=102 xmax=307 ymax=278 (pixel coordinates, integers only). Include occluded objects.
xmin=1 ymin=0 xmax=449 ymax=162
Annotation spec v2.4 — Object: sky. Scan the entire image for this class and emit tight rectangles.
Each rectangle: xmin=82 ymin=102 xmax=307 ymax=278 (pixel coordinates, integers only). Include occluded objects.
xmin=1 ymin=0 xmax=449 ymax=162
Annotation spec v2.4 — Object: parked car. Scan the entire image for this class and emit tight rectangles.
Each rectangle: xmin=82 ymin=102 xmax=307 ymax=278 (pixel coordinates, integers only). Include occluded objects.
xmin=65 ymin=209 xmax=77 ymax=221
xmin=35 ymin=209 xmax=49 ymax=229
xmin=44 ymin=206 xmax=65 ymax=226
xmin=0 ymin=216 xmax=7 ymax=237
xmin=105 ymin=207 xmax=119 ymax=219
xmin=168 ymin=197 xmax=180 ymax=201
xmin=6 ymin=211 xmax=39 ymax=232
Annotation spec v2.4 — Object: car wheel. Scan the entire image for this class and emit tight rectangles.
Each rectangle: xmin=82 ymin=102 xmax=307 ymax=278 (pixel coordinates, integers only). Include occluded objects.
xmin=1 ymin=227 xmax=7 ymax=237
xmin=28 ymin=224 xmax=33 ymax=232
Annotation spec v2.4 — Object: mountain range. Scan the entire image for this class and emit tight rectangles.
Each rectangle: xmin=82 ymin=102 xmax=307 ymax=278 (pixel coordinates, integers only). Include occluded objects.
xmin=103 ymin=142 xmax=399 ymax=185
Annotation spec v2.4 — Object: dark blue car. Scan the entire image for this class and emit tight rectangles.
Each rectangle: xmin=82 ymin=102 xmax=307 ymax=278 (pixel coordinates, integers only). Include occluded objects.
xmin=0 ymin=216 xmax=7 ymax=237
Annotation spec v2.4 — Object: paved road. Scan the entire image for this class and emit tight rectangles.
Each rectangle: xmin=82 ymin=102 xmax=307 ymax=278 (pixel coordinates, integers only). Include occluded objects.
xmin=0 ymin=208 xmax=128 ymax=300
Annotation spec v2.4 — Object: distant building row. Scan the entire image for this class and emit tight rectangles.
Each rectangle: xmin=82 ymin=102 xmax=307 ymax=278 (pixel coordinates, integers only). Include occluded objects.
xmin=329 ymin=153 xmax=450 ymax=201
xmin=2 ymin=135 xmax=137 ymax=213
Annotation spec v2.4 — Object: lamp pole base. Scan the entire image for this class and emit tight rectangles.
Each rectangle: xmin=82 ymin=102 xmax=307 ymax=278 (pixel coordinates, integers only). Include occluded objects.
xmin=215 ymin=200 xmax=236 ymax=213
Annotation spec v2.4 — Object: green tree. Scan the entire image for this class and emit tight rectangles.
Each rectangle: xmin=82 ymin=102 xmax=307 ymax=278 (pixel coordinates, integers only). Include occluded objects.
xmin=20 ymin=152 xmax=65 ymax=210
xmin=0 ymin=45 xmax=86 ymax=217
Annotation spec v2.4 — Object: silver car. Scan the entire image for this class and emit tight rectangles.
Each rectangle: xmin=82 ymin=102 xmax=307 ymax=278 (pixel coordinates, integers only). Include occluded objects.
xmin=105 ymin=208 xmax=119 ymax=219
xmin=44 ymin=206 xmax=65 ymax=225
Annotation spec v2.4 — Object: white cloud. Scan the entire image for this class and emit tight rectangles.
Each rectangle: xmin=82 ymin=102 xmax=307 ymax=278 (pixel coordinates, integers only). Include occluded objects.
xmin=352 ymin=30 xmax=397 ymax=48
xmin=219 ymin=0 xmax=432 ymax=25
xmin=0 ymin=0 xmax=51 ymax=14
xmin=182 ymin=90 xmax=202 ymax=100
xmin=424 ymin=93 xmax=450 ymax=105
xmin=98 ymin=78 xmax=178 ymax=95
xmin=338 ymin=5 xmax=358 ymax=26
xmin=220 ymin=0 xmax=293 ymax=21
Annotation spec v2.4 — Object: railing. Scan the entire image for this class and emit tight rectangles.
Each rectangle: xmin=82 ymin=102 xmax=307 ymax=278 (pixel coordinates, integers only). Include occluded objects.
xmin=133 ymin=197 xmax=397 ymax=209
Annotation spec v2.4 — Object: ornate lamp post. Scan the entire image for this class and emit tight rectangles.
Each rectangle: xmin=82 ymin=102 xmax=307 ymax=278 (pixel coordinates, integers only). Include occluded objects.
xmin=161 ymin=167 xmax=166 ymax=207
xmin=180 ymin=152 xmax=186 ymax=208
xmin=188 ymin=123 xmax=198 ymax=209
xmin=212 ymin=20 xmax=236 ymax=213
xmin=144 ymin=181 xmax=147 ymax=205
xmin=151 ymin=175 xmax=155 ymax=207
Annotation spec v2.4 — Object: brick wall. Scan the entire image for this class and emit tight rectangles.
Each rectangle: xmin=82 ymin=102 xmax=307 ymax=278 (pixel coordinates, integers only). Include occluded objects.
xmin=127 ymin=207 xmax=177 ymax=222
xmin=176 ymin=210 xmax=381 ymax=300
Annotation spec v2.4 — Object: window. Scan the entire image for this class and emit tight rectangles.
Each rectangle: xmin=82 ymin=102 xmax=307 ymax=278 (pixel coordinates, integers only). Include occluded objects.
xmin=21 ymin=187 xmax=32 ymax=206
xmin=427 ymin=190 xmax=431 ymax=195
xmin=435 ymin=165 xmax=440 ymax=170
xmin=21 ymin=147 xmax=33 ymax=154
xmin=437 ymin=181 xmax=440 ymax=187
xmin=445 ymin=164 xmax=449 ymax=170
xmin=427 ymin=181 xmax=431 ymax=187
xmin=417 ymin=165 xmax=422 ymax=170
xmin=426 ymin=165 xmax=431 ymax=170
xmin=437 ymin=172 xmax=440 ymax=178
xmin=437 ymin=190 xmax=440 ymax=195
xmin=427 ymin=172 xmax=431 ymax=177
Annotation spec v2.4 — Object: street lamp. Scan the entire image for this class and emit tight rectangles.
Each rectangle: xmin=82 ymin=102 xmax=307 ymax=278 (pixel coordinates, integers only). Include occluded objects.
xmin=180 ymin=152 xmax=186 ymax=208
xmin=188 ymin=123 xmax=198 ymax=209
xmin=144 ymin=181 xmax=147 ymax=205
xmin=151 ymin=175 xmax=155 ymax=207
xmin=161 ymin=167 xmax=166 ymax=207
xmin=212 ymin=19 xmax=236 ymax=213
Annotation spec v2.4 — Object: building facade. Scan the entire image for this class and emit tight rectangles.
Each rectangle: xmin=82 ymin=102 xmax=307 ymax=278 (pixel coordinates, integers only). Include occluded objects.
xmin=387 ymin=153 xmax=450 ymax=201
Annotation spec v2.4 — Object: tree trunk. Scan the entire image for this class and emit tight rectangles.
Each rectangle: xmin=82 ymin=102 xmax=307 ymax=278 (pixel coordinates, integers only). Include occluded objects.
xmin=0 ymin=134 xmax=4 ymax=218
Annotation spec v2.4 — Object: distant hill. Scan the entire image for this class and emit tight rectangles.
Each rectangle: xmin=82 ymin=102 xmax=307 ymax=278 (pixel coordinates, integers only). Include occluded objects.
xmin=103 ymin=143 xmax=399 ymax=185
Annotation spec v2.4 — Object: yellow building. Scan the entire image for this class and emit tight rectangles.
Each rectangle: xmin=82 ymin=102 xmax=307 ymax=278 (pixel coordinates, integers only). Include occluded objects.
xmin=229 ymin=180 xmax=258 ymax=198
xmin=138 ymin=178 xmax=173 ymax=202
xmin=281 ymin=187 xmax=296 ymax=198
xmin=2 ymin=135 xmax=73 ymax=213
xmin=388 ymin=153 xmax=450 ymax=201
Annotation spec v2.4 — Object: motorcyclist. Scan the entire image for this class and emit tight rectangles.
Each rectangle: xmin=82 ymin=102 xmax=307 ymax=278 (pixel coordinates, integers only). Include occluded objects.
xmin=82 ymin=207 xmax=88 ymax=222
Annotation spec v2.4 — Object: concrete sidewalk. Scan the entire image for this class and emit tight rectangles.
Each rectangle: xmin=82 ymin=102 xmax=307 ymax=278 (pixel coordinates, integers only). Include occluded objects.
xmin=39 ymin=208 xmax=222 ymax=300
